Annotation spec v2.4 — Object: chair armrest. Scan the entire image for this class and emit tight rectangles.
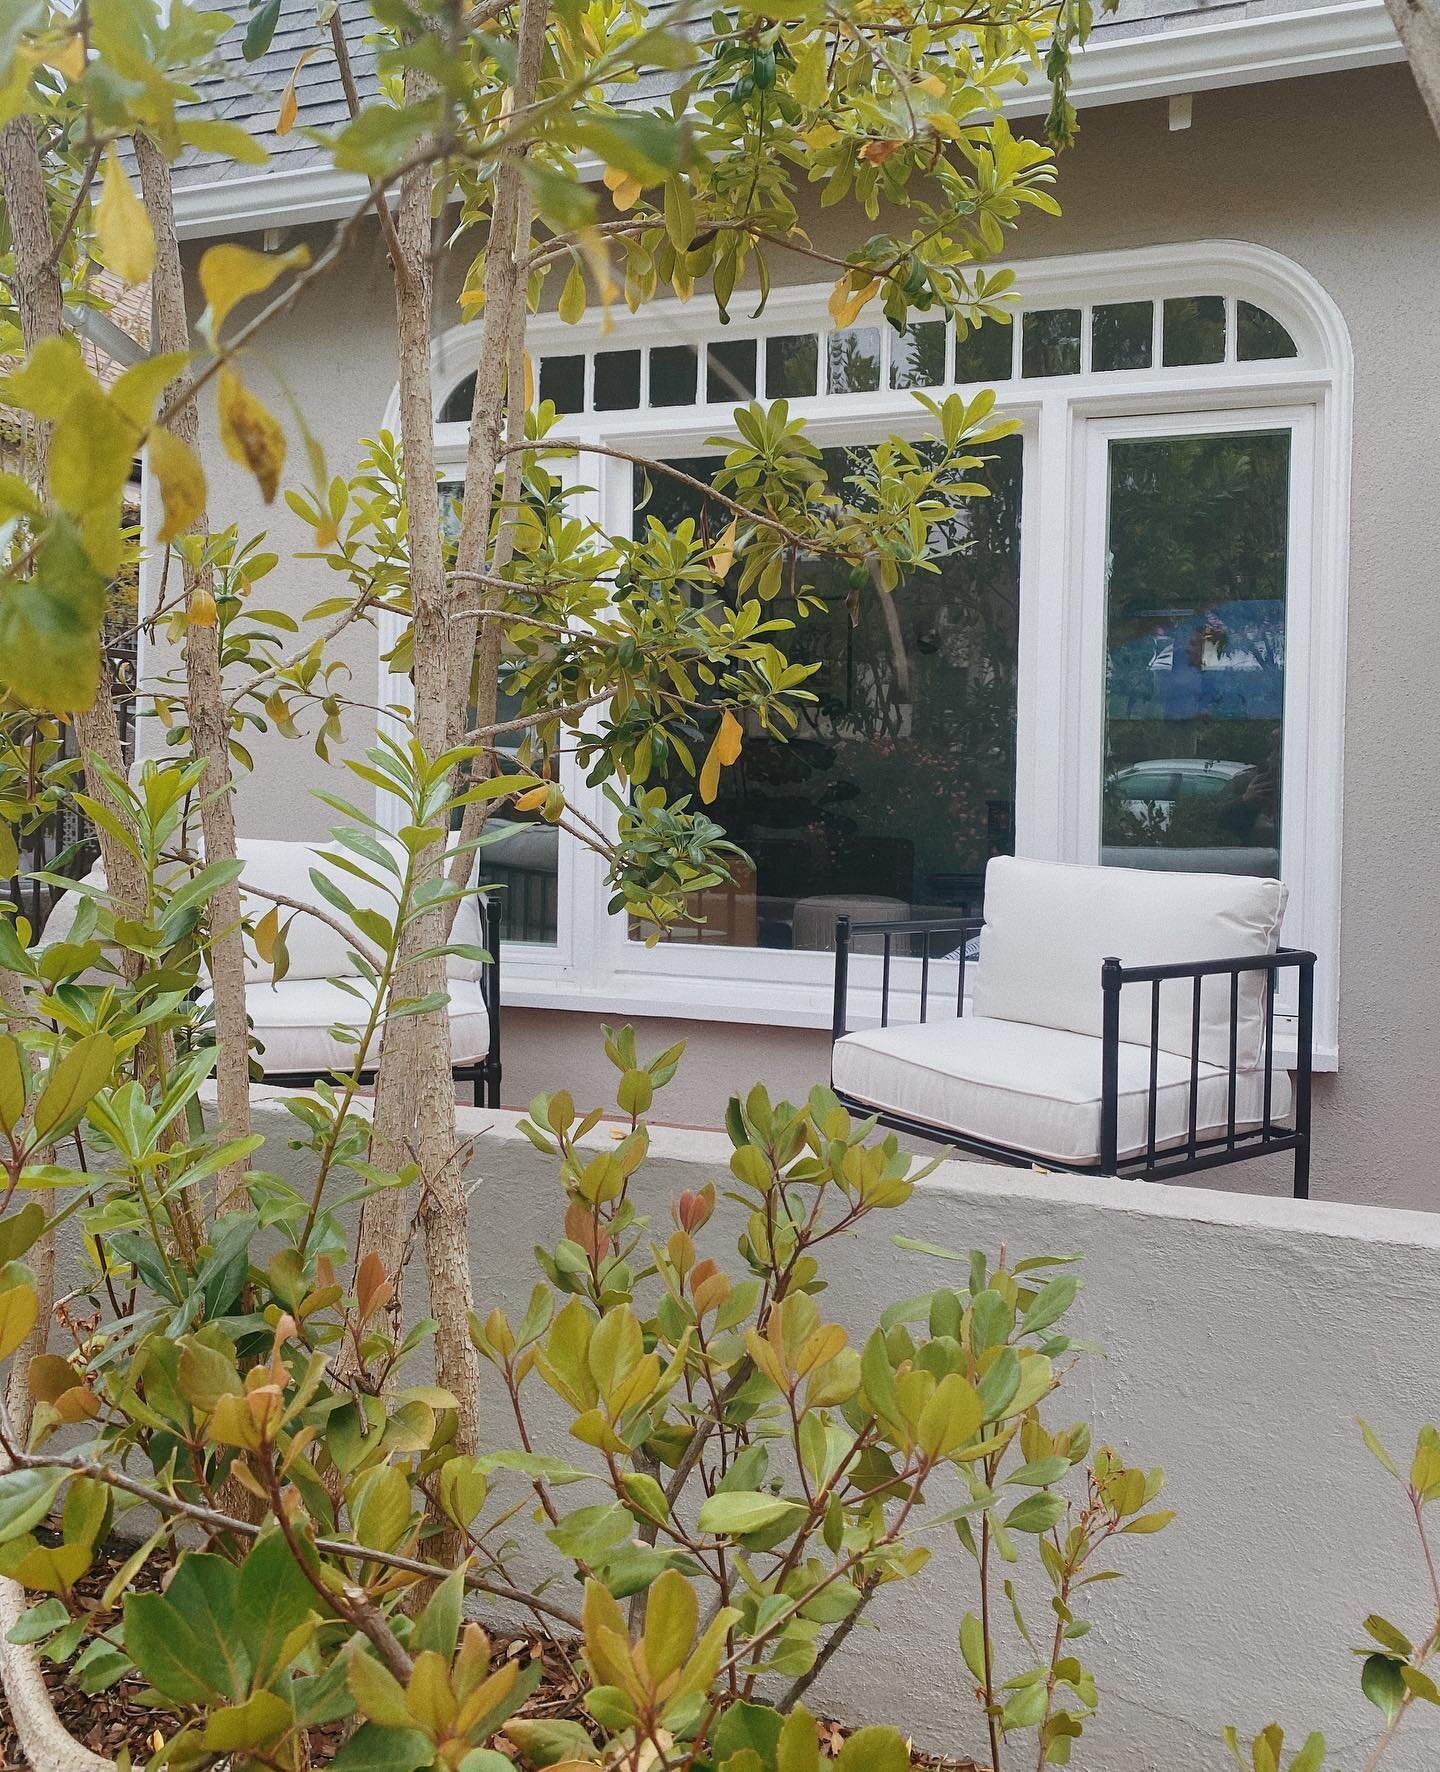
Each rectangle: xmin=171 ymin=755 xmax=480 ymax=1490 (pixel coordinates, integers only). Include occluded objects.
xmin=832 ymin=914 xmax=985 ymax=1041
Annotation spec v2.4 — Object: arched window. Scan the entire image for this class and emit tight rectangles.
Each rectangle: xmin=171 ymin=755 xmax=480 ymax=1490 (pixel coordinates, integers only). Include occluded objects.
xmin=389 ymin=242 xmax=1348 ymax=1065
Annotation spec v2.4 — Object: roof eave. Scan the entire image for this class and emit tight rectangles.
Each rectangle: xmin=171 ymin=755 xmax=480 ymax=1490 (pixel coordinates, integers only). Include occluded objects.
xmin=173 ymin=0 xmax=1404 ymax=240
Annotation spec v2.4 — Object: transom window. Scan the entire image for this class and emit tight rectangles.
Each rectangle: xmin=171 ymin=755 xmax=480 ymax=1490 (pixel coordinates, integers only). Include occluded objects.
xmin=435 ymin=293 xmax=1300 ymax=422
xmin=392 ymin=243 xmax=1348 ymax=1066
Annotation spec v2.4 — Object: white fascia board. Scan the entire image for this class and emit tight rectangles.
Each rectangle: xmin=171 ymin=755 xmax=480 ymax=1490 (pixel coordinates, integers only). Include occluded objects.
xmin=174 ymin=0 xmax=1402 ymax=239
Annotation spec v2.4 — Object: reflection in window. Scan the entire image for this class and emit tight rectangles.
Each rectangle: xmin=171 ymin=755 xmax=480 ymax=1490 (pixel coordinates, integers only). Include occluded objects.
xmin=766 ymin=334 xmax=819 ymax=398
xmin=539 ymin=355 xmax=584 ymax=414
xmin=1102 ymin=430 xmax=1290 ymax=879
xmin=954 ymin=317 xmax=1013 ymax=383
xmin=630 ymin=438 xmax=1023 ymax=949
xmin=650 ymin=344 xmax=699 ymax=407
xmin=1162 ymin=296 xmax=1225 ymax=366
xmin=594 ymin=349 xmax=641 ymax=411
xmin=828 ymin=327 xmax=881 ymax=394
xmin=1022 ymin=309 xmax=1081 ymax=378
xmin=707 ymin=338 xmax=757 ymax=402
xmin=1237 ymin=301 xmax=1298 ymax=362
xmin=439 ymin=372 xmax=475 ymax=424
xmin=1092 ymin=301 xmax=1153 ymax=372
xmin=890 ymin=320 xmax=946 ymax=390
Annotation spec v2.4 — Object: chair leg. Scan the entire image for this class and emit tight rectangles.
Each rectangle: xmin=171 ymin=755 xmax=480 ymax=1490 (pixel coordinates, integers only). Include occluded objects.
xmin=486 ymin=1064 xmax=501 ymax=1110
xmin=1293 ymin=1139 xmax=1310 ymax=1201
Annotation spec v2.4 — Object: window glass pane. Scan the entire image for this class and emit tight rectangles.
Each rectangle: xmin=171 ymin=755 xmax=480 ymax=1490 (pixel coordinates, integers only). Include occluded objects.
xmin=1021 ymin=308 xmax=1081 ymax=377
xmin=539 ymin=354 xmax=584 ymax=414
xmin=890 ymin=320 xmax=946 ymax=390
xmin=1237 ymin=301 xmax=1298 ymax=362
xmin=1162 ymin=296 xmax=1225 ymax=366
xmin=593 ymin=349 xmax=641 ymax=411
xmin=439 ymin=371 xmax=475 ymax=424
xmin=650 ymin=343 xmax=699 ymax=407
xmin=766 ymin=333 xmax=819 ymax=398
xmin=630 ymin=437 xmax=1024 ymax=948
xmin=828 ymin=327 xmax=881 ymax=394
xmin=954 ymin=317 xmax=1013 ymax=383
xmin=1102 ymin=430 xmax=1290 ymax=879
xmin=707 ymin=338 xmax=757 ymax=402
xmin=1092 ymin=301 xmax=1153 ymax=372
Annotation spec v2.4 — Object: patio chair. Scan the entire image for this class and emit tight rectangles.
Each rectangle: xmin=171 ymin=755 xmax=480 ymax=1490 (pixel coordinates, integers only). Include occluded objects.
xmin=41 ymin=837 xmax=502 ymax=1106
xmin=830 ymin=855 xmax=1314 ymax=1197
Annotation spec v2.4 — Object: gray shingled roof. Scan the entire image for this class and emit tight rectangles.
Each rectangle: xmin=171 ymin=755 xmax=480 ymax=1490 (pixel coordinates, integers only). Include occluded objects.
xmin=175 ymin=0 xmax=1347 ymax=189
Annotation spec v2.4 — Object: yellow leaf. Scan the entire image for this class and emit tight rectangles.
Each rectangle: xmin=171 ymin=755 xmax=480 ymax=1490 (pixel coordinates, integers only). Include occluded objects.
xmin=513 ymin=784 xmax=548 ymax=812
xmin=45 ymin=32 xmax=87 ymax=81
xmin=828 ymin=276 xmax=879 ymax=332
xmin=199 ymin=242 xmax=311 ymax=341
xmin=253 ymin=905 xmax=280 ymax=963
xmin=558 ymin=262 xmax=587 ymax=326
xmin=710 ymin=517 xmax=738 ymax=580
xmin=792 ymin=37 xmax=827 ymax=109
xmin=149 ymin=426 xmax=206 ymax=543
xmin=0 ymin=1285 xmax=38 ymax=1362
xmin=716 ymin=707 xmax=743 ymax=765
xmin=915 ymin=72 xmax=945 ymax=97
xmin=603 ymin=163 xmax=644 ymax=212
xmin=276 ymin=46 xmax=318 ymax=136
xmin=187 ymin=586 xmax=217 ymax=627
xmin=927 ymin=110 xmax=962 ymax=141
xmin=217 ymin=367 xmax=286 ymax=502
xmin=96 ymin=145 xmax=154 ymax=286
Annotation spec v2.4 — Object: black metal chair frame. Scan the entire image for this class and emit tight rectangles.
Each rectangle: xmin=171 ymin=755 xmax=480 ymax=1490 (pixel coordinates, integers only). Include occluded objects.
xmin=831 ymin=912 xmax=1315 ymax=1198
xmin=264 ymin=899 xmax=503 ymax=1108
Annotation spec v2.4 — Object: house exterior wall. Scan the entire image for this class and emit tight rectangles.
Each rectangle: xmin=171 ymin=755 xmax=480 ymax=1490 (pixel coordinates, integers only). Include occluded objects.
xmin=158 ymin=62 xmax=1440 ymax=1209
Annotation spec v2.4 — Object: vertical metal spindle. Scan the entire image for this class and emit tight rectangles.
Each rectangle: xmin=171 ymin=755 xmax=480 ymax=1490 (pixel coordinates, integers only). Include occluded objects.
xmin=1263 ymin=965 xmax=1275 ymax=1136
xmin=1100 ymin=959 xmax=1122 ymax=1174
xmin=1294 ymin=955 xmax=1315 ymax=1200
xmin=881 ymin=932 xmax=892 ymax=1028
xmin=1146 ymin=978 xmax=1160 ymax=1168
xmin=831 ymin=916 xmax=851 ymax=1043
xmin=1227 ymin=968 xmax=1239 ymax=1149
xmin=920 ymin=928 xmax=931 ymax=1025
xmin=958 ymin=925 xmax=969 ymax=1018
xmin=1188 ymin=975 xmax=1202 ymax=1161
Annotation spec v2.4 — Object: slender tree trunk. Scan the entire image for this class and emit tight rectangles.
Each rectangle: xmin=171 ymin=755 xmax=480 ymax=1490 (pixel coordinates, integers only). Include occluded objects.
xmin=1387 ymin=0 xmax=1440 ymax=138
xmin=362 ymin=67 xmax=483 ymax=1459
xmin=134 ymin=134 xmax=252 ymax=1216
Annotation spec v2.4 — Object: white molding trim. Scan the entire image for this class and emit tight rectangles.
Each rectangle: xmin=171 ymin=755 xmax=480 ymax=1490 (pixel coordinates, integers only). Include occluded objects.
xmin=173 ymin=2 xmax=1402 ymax=239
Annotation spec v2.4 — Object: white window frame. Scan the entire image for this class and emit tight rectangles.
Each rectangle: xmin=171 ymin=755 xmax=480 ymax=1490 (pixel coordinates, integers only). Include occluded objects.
xmin=379 ymin=241 xmax=1350 ymax=1068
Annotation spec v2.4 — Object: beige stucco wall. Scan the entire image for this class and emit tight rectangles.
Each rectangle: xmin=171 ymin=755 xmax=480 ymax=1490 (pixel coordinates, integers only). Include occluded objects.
xmin=160 ymin=63 xmax=1440 ymax=1208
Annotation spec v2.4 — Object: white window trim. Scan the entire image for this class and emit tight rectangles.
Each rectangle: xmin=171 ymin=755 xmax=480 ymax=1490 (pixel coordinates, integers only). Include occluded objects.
xmin=378 ymin=240 xmax=1350 ymax=1069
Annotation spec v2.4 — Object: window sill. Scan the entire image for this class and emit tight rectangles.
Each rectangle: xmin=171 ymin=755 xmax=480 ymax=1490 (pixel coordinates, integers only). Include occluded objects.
xmin=497 ymin=973 xmax=1339 ymax=1071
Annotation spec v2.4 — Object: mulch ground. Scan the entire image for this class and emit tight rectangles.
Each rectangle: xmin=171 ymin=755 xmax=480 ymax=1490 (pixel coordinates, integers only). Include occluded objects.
xmin=0 ymin=1535 xmax=985 ymax=1769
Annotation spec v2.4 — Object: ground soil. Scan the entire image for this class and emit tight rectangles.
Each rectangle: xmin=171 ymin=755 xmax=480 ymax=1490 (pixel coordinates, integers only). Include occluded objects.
xmin=0 ymin=1536 xmax=985 ymax=1769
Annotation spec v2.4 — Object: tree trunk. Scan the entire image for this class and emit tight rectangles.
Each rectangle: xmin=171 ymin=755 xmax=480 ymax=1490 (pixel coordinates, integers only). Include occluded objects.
xmin=361 ymin=68 xmax=483 ymax=1460
xmin=0 ymin=1577 xmax=115 ymax=1772
xmin=1386 ymin=0 xmax=1440 ymax=138
xmin=133 ymin=133 xmax=252 ymax=1217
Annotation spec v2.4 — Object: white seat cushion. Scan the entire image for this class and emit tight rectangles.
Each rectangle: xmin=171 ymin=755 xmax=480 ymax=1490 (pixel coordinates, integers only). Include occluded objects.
xmin=832 ymin=1015 xmax=1291 ymax=1167
xmin=198 ymin=976 xmax=491 ymax=1076
xmin=972 ymin=856 xmax=1287 ymax=1069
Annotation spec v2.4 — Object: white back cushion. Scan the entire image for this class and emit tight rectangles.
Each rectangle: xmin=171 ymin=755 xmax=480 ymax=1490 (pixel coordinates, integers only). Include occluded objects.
xmin=237 ymin=838 xmax=487 ymax=983
xmin=971 ymin=855 xmax=1287 ymax=1068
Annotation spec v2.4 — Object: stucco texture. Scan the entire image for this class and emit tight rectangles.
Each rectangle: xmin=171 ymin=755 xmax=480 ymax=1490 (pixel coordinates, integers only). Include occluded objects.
xmin=160 ymin=63 xmax=1440 ymax=1208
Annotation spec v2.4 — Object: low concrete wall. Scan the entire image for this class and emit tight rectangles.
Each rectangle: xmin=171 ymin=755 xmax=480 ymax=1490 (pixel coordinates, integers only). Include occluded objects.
xmin=250 ymin=1094 xmax=1440 ymax=1770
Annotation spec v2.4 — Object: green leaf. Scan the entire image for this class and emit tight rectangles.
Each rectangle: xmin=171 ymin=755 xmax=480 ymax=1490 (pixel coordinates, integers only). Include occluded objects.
xmin=546 ymin=1501 xmax=633 ymax=1561
xmin=200 ymin=1690 xmax=293 ymax=1752
xmin=334 ymin=100 xmax=442 ymax=176
xmin=1005 ymin=1492 xmax=1067 ymax=1534
xmin=179 ymin=119 xmax=270 ymax=165
xmin=0 ymin=1202 xmax=44 ymax=1266
xmin=414 ymin=1564 xmax=465 ymax=1660
xmin=834 ymin=1726 xmax=910 ymax=1770
xmin=713 ymin=1700 xmax=784 ymax=1767
xmin=348 ymin=1647 xmax=415 ymax=1730
xmin=1360 ymin=1654 xmax=1406 ymax=1721
xmin=1019 ymin=1275 xmax=1078 ymax=1335
xmin=125 ymin=1589 xmax=231 ymax=1705
xmin=959 ymin=1612 xmax=986 ymax=1682
xmin=0 ymin=1036 xmax=26 ymax=1131
xmin=32 ymin=1033 xmax=115 ymax=1142
xmin=155 ymin=1551 xmax=248 ymax=1699
xmin=0 ymin=519 xmax=108 ymax=714
xmin=328 ymin=1723 xmax=432 ymax=1771
xmin=0 ymin=1468 xmax=64 ymax=1542
xmin=576 ymin=111 xmax=689 ymax=179
xmin=696 ymin=1490 xmax=803 ymax=1537
xmin=237 ymin=1529 xmax=316 ymax=1685
xmin=1357 ymin=1418 xmax=1398 ymax=1477
xmin=777 ymin=1705 xmax=821 ymax=1772
xmin=5 ymin=1596 xmax=67 ymax=1645
xmin=502 ymin=1718 xmax=599 ymax=1766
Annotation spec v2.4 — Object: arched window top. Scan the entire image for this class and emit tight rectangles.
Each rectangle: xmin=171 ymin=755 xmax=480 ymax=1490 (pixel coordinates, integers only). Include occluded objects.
xmin=429 ymin=242 xmax=1334 ymax=428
